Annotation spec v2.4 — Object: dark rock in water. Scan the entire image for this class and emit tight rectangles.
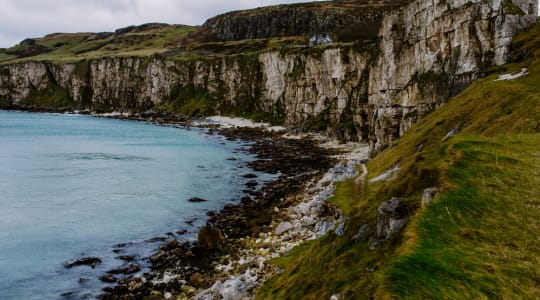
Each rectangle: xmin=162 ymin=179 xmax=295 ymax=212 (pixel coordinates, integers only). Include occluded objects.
xmin=101 ymin=287 xmax=114 ymax=293
xmin=177 ymin=229 xmax=188 ymax=235
xmin=150 ymin=251 xmax=167 ymax=264
xmin=79 ymin=277 xmax=89 ymax=283
xmin=65 ymin=257 xmax=102 ymax=269
xmin=125 ymin=264 xmax=141 ymax=274
xmin=188 ymin=197 xmax=208 ymax=203
xmin=245 ymin=180 xmax=258 ymax=187
xmin=242 ymin=173 xmax=258 ymax=179
xmin=145 ymin=237 xmax=167 ymax=243
xmin=113 ymin=243 xmax=131 ymax=248
xmin=117 ymin=255 xmax=135 ymax=261
xmin=61 ymin=291 xmax=75 ymax=298
xmin=112 ymin=249 xmax=124 ymax=254
xmin=227 ymin=157 xmax=237 ymax=161
xmin=100 ymin=274 xmax=117 ymax=283
xmin=197 ymin=226 xmax=225 ymax=249
xmin=206 ymin=210 xmax=217 ymax=217
xmin=160 ymin=239 xmax=180 ymax=251
xmin=107 ymin=264 xmax=141 ymax=275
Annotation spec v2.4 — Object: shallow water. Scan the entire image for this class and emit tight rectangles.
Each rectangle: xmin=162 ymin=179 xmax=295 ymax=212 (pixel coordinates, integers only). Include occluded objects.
xmin=0 ymin=111 xmax=268 ymax=299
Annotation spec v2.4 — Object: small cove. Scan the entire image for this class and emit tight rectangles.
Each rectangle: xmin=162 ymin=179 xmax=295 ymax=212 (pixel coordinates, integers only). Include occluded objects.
xmin=0 ymin=110 xmax=274 ymax=299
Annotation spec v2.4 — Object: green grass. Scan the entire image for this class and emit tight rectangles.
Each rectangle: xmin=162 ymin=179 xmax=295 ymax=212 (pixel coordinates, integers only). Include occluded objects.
xmin=20 ymin=83 xmax=74 ymax=108
xmin=0 ymin=25 xmax=195 ymax=64
xmin=153 ymin=84 xmax=215 ymax=116
xmin=257 ymin=22 xmax=540 ymax=299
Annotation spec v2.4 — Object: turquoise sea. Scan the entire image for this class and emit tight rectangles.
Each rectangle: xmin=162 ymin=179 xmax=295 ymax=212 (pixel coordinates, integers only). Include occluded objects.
xmin=0 ymin=110 xmax=267 ymax=299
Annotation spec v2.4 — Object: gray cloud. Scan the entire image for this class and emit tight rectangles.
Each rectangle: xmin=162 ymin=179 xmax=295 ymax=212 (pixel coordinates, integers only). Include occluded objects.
xmin=0 ymin=0 xmax=326 ymax=48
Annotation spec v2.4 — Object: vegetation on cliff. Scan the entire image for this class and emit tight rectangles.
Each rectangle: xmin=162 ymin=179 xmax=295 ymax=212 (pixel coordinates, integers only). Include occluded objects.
xmin=0 ymin=24 xmax=195 ymax=63
xmin=257 ymin=22 xmax=540 ymax=299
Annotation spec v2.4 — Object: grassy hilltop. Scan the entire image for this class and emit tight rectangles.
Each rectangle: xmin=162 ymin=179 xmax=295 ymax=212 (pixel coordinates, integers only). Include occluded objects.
xmin=258 ymin=21 xmax=540 ymax=299
xmin=0 ymin=23 xmax=196 ymax=63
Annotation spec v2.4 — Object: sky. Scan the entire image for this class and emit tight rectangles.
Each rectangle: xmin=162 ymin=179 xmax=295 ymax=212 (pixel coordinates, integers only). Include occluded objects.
xmin=0 ymin=0 xmax=326 ymax=48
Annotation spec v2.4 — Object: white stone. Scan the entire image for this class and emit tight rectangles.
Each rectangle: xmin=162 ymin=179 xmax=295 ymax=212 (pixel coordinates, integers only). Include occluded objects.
xmin=275 ymin=222 xmax=294 ymax=235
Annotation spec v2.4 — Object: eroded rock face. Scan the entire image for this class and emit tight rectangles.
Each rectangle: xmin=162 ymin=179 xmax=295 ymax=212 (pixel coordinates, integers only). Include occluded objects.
xmin=0 ymin=0 xmax=536 ymax=155
xmin=203 ymin=0 xmax=394 ymax=41
xmin=367 ymin=0 xmax=537 ymax=154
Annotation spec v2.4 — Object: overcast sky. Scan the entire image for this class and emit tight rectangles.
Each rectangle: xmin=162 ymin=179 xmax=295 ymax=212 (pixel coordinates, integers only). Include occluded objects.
xmin=0 ymin=0 xmax=326 ymax=48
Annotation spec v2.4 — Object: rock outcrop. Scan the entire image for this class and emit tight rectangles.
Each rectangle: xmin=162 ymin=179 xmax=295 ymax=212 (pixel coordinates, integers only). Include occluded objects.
xmin=203 ymin=0 xmax=397 ymax=41
xmin=0 ymin=0 xmax=537 ymax=155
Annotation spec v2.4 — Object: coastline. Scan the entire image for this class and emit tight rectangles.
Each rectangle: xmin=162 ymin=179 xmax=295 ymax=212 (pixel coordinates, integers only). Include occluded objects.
xmin=98 ymin=122 xmax=368 ymax=300
xmin=0 ymin=107 xmax=368 ymax=299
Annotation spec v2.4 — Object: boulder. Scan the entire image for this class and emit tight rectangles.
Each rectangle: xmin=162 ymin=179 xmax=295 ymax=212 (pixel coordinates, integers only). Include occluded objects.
xmin=188 ymin=197 xmax=207 ymax=203
xmin=275 ymin=222 xmax=294 ymax=235
xmin=106 ymin=264 xmax=140 ymax=275
xmin=116 ymin=255 xmax=134 ymax=261
xmin=197 ymin=226 xmax=225 ymax=249
xmin=245 ymin=180 xmax=258 ymax=188
xmin=150 ymin=251 xmax=167 ymax=264
xmin=100 ymin=274 xmax=117 ymax=283
xmin=65 ymin=257 xmax=102 ymax=269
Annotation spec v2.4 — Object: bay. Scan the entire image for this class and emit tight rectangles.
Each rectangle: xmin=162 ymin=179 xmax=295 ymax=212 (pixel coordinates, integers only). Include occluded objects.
xmin=0 ymin=111 xmax=268 ymax=299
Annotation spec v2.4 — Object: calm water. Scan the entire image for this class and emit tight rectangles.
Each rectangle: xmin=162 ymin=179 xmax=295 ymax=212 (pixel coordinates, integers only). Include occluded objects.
xmin=0 ymin=111 xmax=268 ymax=299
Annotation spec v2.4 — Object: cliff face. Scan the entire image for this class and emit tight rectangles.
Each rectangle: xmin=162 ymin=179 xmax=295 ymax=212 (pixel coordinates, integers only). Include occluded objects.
xmin=203 ymin=0 xmax=396 ymax=41
xmin=0 ymin=0 xmax=537 ymax=155
xmin=367 ymin=0 xmax=538 ymax=153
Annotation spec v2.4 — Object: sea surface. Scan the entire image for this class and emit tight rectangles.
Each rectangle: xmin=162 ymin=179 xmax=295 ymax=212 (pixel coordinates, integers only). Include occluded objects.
xmin=0 ymin=110 xmax=269 ymax=299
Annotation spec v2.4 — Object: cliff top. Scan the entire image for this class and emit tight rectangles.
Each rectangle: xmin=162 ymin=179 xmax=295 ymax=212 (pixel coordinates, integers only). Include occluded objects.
xmin=0 ymin=0 xmax=404 ymax=64
xmin=205 ymin=0 xmax=396 ymax=19
xmin=0 ymin=23 xmax=196 ymax=64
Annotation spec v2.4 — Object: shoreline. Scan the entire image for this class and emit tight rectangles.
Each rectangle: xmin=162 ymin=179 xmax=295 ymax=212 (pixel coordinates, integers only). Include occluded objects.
xmin=105 ymin=126 xmax=368 ymax=300
xmin=1 ymin=107 xmax=368 ymax=299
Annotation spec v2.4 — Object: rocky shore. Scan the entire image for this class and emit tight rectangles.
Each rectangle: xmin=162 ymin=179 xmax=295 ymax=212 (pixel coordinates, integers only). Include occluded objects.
xmin=90 ymin=116 xmax=368 ymax=300
xmin=1 ymin=107 xmax=367 ymax=300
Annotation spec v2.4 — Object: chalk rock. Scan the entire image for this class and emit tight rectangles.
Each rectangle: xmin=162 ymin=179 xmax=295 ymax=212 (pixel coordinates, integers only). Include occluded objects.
xmin=275 ymin=222 xmax=294 ymax=235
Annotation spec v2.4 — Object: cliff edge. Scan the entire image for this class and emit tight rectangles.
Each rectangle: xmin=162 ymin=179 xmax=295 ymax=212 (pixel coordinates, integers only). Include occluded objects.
xmin=0 ymin=0 xmax=537 ymax=155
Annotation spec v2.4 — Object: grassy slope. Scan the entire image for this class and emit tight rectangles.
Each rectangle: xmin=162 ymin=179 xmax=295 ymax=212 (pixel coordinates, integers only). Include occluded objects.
xmin=257 ymin=23 xmax=540 ymax=299
xmin=0 ymin=25 xmax=195 ymax=64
